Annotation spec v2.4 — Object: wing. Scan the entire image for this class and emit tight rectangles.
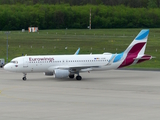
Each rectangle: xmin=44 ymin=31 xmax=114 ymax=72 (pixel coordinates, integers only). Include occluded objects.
xmin=48 ymin=54 xmax=117 ymax=73
xmin=56 ymin=65 xmax=100 ymax=73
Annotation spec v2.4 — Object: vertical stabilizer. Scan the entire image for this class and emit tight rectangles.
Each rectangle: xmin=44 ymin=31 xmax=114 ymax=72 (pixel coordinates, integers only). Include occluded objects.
xmin=119 ymin=29 xmax=150 ymax=68
xmin=124 ymin=29 xmax=149 ymax=56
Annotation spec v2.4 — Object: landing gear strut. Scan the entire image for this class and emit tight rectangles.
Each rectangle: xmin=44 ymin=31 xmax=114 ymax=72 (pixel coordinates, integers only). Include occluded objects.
xmin=22 ymin=73 xmax=27 ymax=81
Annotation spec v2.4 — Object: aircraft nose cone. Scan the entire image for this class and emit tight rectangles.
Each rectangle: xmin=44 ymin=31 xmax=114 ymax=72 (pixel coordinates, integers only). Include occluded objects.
xmin=4 ymin=64 xmax=9 ymax=71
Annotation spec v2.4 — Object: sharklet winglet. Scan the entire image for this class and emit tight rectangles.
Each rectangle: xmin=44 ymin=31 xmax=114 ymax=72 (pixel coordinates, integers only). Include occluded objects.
xmin=74 ymin=48 xmax=80 ymax=55
xmin=106 ymin=54 xmax=117 ymax=65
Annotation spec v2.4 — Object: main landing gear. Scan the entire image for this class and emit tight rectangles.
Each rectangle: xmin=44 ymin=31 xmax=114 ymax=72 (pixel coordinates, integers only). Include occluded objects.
xmin=76 ymin=72 xmax=82 ymax=80
xmin=76 ymin=75 xmax=82 ymax=80
xmin=69 ymin=74 xmax=82 ymax=80
xmin=69 ymin=74 xmax=74 ymax=79
xmin=22 ymin=73 xmax=27 ymax=81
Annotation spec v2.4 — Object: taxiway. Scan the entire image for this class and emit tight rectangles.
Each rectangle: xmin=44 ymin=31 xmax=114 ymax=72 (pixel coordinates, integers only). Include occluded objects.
xmin=0 ymin=69 xmax=160 ymax=120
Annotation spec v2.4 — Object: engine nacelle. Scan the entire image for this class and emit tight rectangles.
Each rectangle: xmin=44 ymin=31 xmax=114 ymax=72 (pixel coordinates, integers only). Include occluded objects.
xmin=44 ymin=72 xmax=54 ymax=76
xmin=54 ymin=69 xmax=70 ymax=78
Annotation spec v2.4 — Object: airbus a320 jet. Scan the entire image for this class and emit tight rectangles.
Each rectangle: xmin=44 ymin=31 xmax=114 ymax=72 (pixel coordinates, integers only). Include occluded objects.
xmin=4 ymin=29 xmax=153 ymax=81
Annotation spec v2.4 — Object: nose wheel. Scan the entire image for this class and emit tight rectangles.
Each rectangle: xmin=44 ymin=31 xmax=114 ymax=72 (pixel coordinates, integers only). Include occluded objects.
xmin=22 ymin=73 xmax=27 ymax=81
xmin=22 ymin=77 xmax=26 ymax=81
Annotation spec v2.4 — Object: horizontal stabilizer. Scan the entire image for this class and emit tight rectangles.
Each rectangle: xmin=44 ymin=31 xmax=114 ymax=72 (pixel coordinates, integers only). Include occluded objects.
xmin=134 ymin=57 xmax=151 ymax=60
xmin=134 ymin=55 xmax=153 ymax=60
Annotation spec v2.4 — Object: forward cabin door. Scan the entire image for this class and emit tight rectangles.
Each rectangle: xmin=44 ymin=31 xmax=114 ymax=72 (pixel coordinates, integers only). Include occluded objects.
xmin=23 ymin=57 xmax=28 ymax=67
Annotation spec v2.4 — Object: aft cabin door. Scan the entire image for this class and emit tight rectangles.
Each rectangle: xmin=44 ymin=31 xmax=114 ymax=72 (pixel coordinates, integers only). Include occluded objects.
xmin=23 ymin=57 xmax=28 ymax=67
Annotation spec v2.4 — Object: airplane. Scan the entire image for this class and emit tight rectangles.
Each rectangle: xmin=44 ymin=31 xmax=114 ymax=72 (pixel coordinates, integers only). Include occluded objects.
xmin=4 ymin=29 xmax=153 ymax=81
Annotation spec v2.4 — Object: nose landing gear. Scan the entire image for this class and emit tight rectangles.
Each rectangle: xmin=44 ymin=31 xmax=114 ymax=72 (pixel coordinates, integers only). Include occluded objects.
xmin=22 ymin=73 xmax=27 ymax=81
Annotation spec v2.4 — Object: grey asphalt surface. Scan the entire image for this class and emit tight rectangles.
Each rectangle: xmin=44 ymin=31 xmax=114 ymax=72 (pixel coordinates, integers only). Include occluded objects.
xmin=0 ymin=68 xmax=160 ymax=120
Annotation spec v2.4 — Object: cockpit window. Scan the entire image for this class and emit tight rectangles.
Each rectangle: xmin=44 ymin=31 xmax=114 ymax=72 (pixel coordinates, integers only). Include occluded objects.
xmin=10 ymin=61 xmax=18 ymax=64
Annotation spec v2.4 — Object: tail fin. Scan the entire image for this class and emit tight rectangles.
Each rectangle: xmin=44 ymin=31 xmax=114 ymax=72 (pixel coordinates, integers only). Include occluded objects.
xmin=124 ymin=29 xmax=149 ymax=56
xmin=119 ymin=29 xmax=152 ymax=68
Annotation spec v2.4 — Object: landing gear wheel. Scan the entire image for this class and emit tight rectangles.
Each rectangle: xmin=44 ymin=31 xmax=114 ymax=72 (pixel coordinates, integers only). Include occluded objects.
xmin=22 ymin=73 xmax=27 ymax=81
xmin=76 ymin=76 xmax=82 ymax=80
xmin=69 ymin=74 xmax=74 ymax=79
xmin=22 ymin=77 xmax=27 ymax=81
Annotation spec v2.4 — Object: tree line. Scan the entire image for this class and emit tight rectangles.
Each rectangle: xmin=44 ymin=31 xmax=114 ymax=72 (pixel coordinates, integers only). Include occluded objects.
xmin=0 ymin=0 xmax=160 ymax=8
xmin=0 ymin=4 xmax=160 ymax=30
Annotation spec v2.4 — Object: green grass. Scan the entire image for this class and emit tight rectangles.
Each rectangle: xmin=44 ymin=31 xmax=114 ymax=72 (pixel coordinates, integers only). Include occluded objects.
xmin=0 ymin=29 xmax=160 ymax=69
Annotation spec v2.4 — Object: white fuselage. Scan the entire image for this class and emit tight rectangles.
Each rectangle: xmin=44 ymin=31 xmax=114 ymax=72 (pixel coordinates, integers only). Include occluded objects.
xmin=4 ymin=54 xmax=122 ymax=73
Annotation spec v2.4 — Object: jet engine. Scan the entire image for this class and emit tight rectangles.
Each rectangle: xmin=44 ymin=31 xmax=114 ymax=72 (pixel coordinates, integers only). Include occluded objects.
xmin=54 ymin=69 xmax=70 ymax=78
xmin=44 ymin=72 xmax=54 ymax=76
